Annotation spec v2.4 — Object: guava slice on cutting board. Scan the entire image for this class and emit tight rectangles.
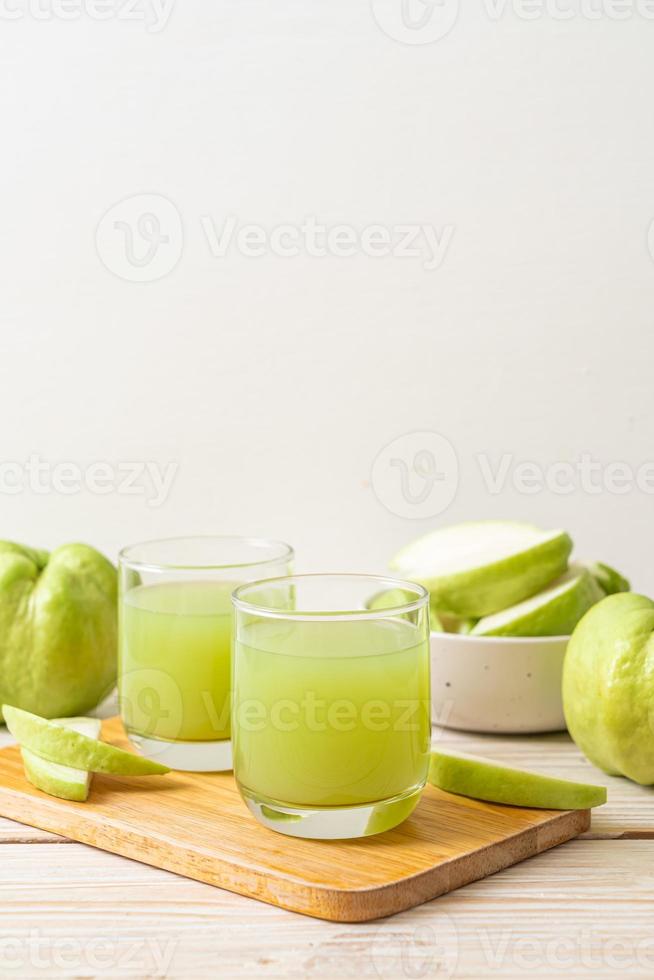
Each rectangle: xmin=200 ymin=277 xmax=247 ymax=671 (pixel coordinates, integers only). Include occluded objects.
xmin=429 ymin=749 xmax=606 ymax=809
xmin=390 ymin=521 xmax=572 ymax=617
xmin=22 ymin=717 xmax=101 ymax=802
xmin=4 ymin=705 xmax=169 ymax=776
xmin=471 ymin=566 xmax=604 ymax=637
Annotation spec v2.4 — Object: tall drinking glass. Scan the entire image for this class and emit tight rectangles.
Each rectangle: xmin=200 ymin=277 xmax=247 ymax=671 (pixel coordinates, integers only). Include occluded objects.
xmin=118 ymin=536 xmax=293 ymax=772
xmin=232 ymin=574 xmax=430 ymax=839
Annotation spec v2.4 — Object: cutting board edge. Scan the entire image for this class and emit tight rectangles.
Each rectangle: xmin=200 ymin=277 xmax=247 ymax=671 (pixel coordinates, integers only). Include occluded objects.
xmin=0 ymin=779 xmax=590 ymax=922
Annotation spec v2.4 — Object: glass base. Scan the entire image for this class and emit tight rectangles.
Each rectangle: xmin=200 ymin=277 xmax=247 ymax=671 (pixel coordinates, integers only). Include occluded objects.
xmin=126 ymin=731 xmax=232 ymax=772
xmin=238 ymin=782 xmax=425 ymax=840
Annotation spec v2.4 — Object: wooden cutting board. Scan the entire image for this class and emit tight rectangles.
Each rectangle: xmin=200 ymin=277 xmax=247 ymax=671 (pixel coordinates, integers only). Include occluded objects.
xmin=0 ymin=717 xmax=589 ymax=922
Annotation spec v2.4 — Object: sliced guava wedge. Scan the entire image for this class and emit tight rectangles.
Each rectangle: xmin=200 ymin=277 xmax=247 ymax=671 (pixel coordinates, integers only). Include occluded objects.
xmin=429 ymin=749 xmax=606 ymax=809
xmin=390 ymin=521 xmax=572 ymax=617
xmin=4 ymin=705 xmax=169 ymax=776
xmin=433 ymin=609 xmax=477 ymax=634
xmin=366 ymin=587 xmax=439 ymax=627
xmin=22 ymin=717 xmax=101 ymax=802
xmin=580 ymin=560 xmax=630 ymax=596
xmin=470 ymin=566 xmax=603 ymax=637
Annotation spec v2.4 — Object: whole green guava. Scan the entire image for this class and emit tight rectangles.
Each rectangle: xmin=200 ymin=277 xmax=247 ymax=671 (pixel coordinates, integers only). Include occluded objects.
xmin=562 ymin=592 xmax=654 ymax=784
xmin=0 ymin=542 xmax=117 ymax=721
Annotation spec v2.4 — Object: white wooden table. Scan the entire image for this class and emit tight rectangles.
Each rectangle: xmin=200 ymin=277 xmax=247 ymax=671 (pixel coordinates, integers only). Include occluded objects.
xmin=0 ymin=719 xmax=652 ymax=979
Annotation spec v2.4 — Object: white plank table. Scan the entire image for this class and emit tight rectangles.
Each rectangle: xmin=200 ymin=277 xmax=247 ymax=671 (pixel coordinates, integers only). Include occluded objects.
xmin=0 ymin=722 xmax=652 ymax=979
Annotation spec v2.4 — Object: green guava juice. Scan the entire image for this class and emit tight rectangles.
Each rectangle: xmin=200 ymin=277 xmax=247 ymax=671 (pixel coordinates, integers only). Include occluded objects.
xmin=119 ymin=581 xmax=235 ymax=742
xmin=232 ymin=618 xmax=430 ymax=807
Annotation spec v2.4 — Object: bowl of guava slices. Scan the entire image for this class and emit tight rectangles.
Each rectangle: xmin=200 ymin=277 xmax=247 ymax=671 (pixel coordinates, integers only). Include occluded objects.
xmin=390 ymin=521 xmax=630 ymax=734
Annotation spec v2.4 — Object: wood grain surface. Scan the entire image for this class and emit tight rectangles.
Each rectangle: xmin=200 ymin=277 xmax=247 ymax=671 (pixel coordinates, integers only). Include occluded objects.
xmin=0 ymin=717 xmax=589 ymax=923
xmin=0 ymin=840 xmax=652 ymax=978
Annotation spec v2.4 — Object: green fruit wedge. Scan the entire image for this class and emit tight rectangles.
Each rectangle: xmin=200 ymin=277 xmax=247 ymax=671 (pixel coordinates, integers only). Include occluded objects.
xmin=581 ymin=560 xmax=630 ymax=597
xmin=4 ymin=705 xmax=169 ymax=776
xmin=22 ymin=717 xmax=101 ymax=802
xmin=366 ymin=587 xmax=437 ymax=626
xmin=429 ymin=750 xmax=606 ymax=809
xmin=433 ymin=610 xmax=477 ymax=634
xmin=390 ymin=521 xmax=572 ymax=617
xmin=366 ymin=587 xmax=420 ymax=611
xmin=471 ymin=566 xmax=604 ymax=637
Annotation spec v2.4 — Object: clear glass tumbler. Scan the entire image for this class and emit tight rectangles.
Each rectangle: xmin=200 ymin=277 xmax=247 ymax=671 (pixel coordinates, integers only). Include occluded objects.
xmin=232 ymin=574 xmax=431 ymax=839
xmin=118 ymin=536 xmax=293 ymax=772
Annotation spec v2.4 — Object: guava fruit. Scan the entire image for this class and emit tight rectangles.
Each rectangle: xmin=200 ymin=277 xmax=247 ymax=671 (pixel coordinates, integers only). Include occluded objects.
xmin=22 ymin=716 xmax=101 ymax=801
xmin=471 ymin=566 xmax=604 ymax=637
xmin=390 ymin=521 xmax=572 ymax=617
xmin=580 ymin=560 xmax=630 ymax=597
xmin=563 ymin=593 xmax=654 ymax=784
xmin=429 ymin=749 xmax=606 ymax=809
xmin=366 ymin=586 xmax=438 ymax=626
xmin=4 ymin=705 xmax=169 ymax=775
xmin=430 ymin=609 xmax=477 ymax=634
xmin=0 ymin=542 xmax=117 ymax=720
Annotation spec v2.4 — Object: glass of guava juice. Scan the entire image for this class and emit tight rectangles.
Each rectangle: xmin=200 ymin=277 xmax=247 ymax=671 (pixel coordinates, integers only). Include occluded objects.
xmin=231 ymin=574 xmax=431 ymax=839
xmin=118 ymin=536 xmax=293 ymax=772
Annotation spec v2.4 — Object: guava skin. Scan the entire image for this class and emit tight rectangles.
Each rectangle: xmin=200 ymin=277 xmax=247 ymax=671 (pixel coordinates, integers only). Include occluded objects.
xmin=581 ymin=560 xmax=630 ymax=597
xmin=563 ymin=593 xmax=654 ymax=785
xmin=4 ymin=705 xmax=168 ymax=775
xmin=429 ymin=751 xmax=606 ymax=809
xmin=472 ymin=568 xmax=605 ymax=637
xmin=0 ymin=542 xmax=117 ymax=721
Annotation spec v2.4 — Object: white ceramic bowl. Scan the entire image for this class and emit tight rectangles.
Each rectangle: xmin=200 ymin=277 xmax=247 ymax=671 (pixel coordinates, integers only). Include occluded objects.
xmin=430 ymin=631 xmax=569 ymax=734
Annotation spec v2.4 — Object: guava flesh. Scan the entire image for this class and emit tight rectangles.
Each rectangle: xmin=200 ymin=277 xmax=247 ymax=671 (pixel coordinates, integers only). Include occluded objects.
xmin=471 ymin=567 xmax=604 ymax=637
xmin=4 ymin=705 xmax=169 ymax=776
xmin=390 ymin=522 xmax=572 ymax=617
xmin=22 ymin=717 xmax=101 ymax=802
xmin=429 ymin=750 xmax=606 ymax=809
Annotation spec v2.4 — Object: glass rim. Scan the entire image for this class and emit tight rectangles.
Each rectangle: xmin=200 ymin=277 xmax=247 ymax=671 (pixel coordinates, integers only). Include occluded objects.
xmin=118 ymin=535 xmax=294 ymax=573
xmin=231 ymin=572 xmax=429 ymax=621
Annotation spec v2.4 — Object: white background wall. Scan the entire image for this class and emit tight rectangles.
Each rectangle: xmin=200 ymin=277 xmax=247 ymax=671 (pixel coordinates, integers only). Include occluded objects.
xmin=1 ymin=1 xmax=653 ymax=591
